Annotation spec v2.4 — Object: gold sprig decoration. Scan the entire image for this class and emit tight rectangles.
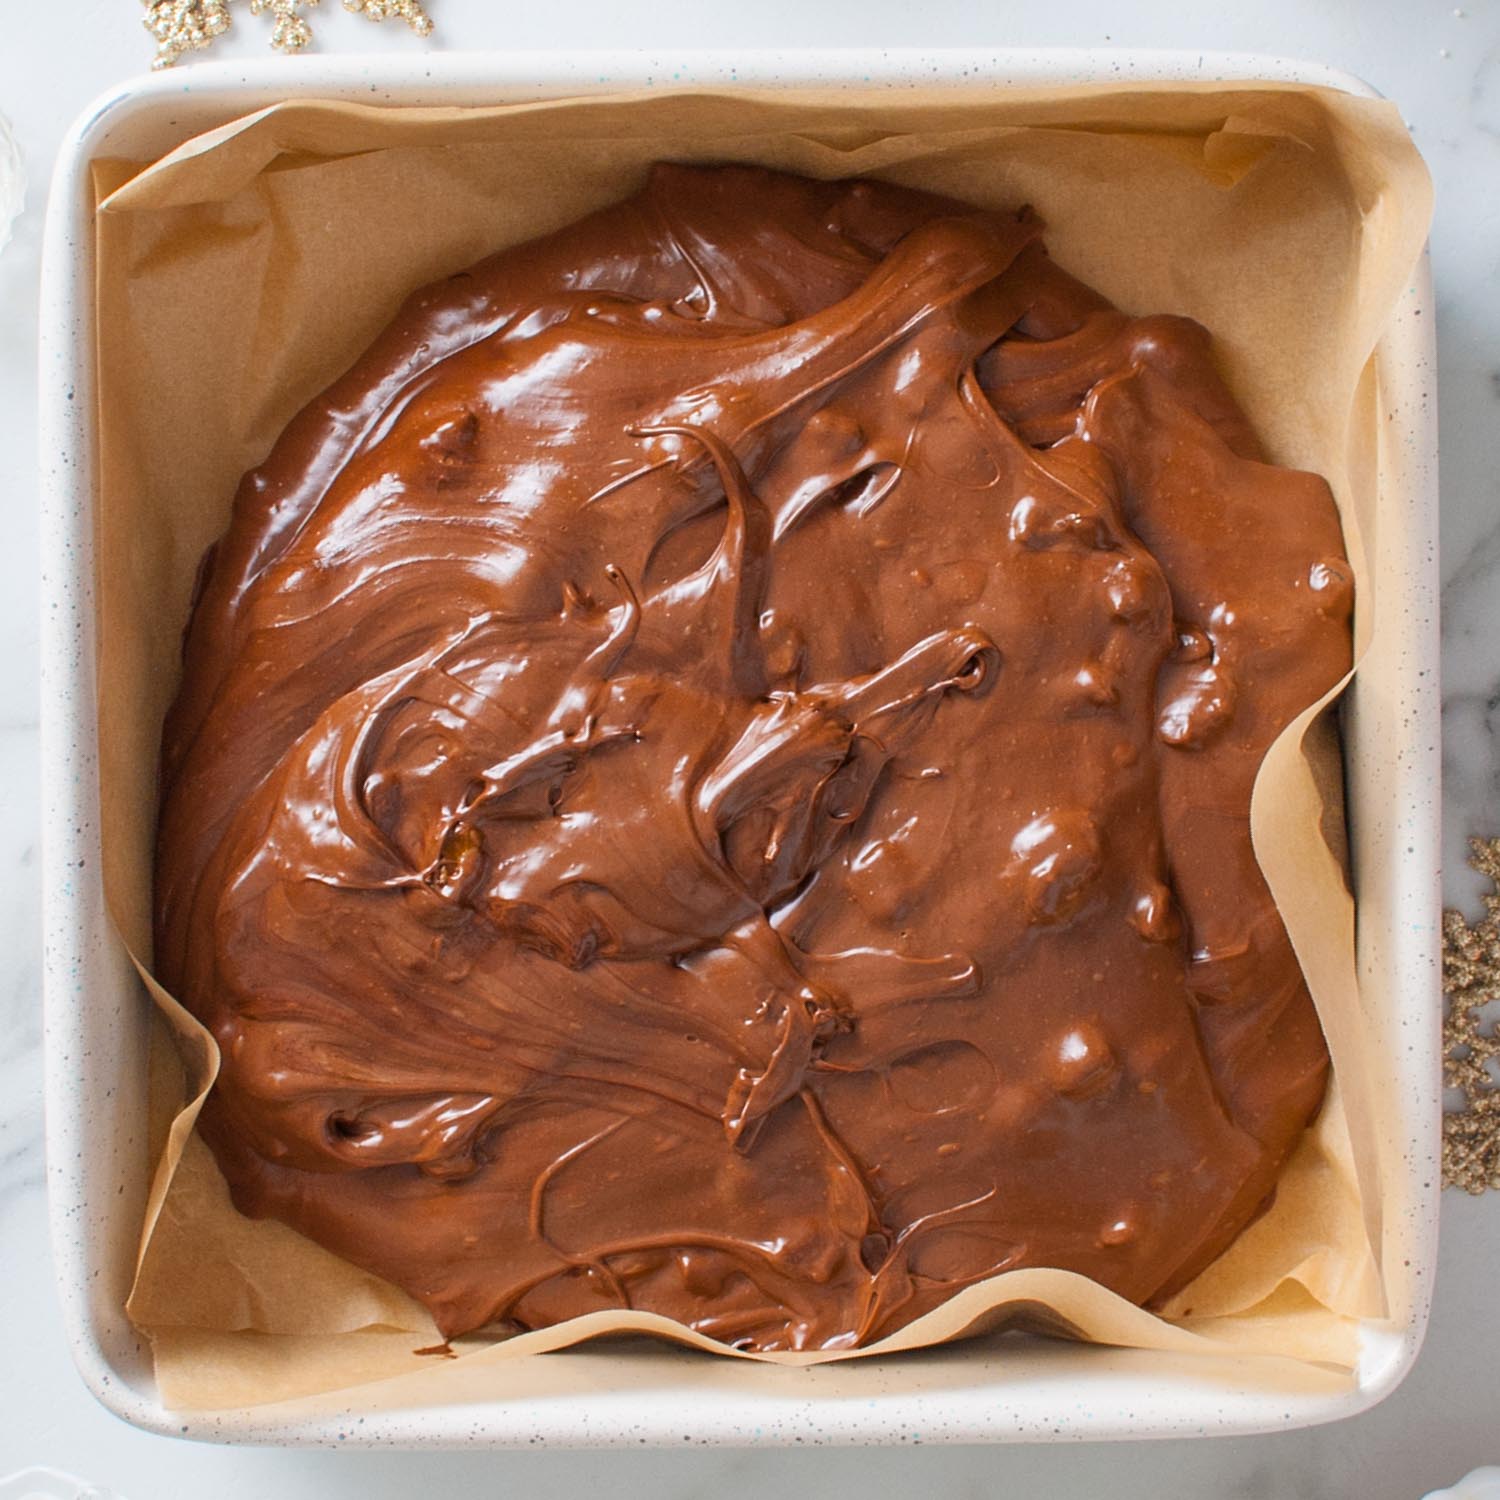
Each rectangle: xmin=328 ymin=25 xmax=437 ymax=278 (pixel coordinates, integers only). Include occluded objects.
xmin=144 ymin=0 xmax=230 ymax=66
xmin=341 ymin=0 xmax=434 ymax=30
xmin=144 ymin=0 xmax=432 ymax=69
xmin=1443 ymin=835 xmax=1500 ymax=1193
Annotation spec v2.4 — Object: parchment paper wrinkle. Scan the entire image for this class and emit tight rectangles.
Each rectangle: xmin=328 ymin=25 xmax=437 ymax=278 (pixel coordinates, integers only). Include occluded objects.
xmin=89 ymin=82 xmax=1431 ymax=1411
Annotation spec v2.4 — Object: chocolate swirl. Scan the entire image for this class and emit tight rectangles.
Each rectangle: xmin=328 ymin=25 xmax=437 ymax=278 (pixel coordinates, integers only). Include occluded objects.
xmin=155 ymin=164 xmax=1352 ymax=1351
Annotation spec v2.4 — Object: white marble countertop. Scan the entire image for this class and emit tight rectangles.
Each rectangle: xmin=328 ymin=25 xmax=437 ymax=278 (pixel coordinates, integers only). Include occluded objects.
xmin=1 ymin=1 xmax=1496 ymax=1495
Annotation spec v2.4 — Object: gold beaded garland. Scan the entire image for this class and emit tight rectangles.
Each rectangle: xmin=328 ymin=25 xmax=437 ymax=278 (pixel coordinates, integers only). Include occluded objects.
xmin=143 ymin=0 xmax=232 ymax=68
xmin=343 ymin=0 xmax=434 ymax=33
xmin=142 ymin=0 xmax=432 ymax=67
xmin=1443 ymin=837 xmax=1500 ymax=1193
xmin=249 ymin=0 xmax=316 ymax=54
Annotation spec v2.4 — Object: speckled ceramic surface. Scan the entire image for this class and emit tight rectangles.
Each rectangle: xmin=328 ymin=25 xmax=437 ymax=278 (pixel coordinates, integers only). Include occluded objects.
xmin=37 ymin=49 xmax=1441 ymax=1448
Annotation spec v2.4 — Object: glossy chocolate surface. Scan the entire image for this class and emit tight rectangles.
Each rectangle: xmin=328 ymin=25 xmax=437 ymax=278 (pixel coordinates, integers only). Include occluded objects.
xmin=154 ymin=164 xmax=1352 ymax=1350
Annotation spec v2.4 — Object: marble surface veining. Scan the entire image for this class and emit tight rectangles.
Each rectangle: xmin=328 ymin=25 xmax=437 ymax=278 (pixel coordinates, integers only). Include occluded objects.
xmin=0 ymin=1 xmax=1496 ymax=1496
xmin=1439 ymin=10 xmax=1500 ymax=912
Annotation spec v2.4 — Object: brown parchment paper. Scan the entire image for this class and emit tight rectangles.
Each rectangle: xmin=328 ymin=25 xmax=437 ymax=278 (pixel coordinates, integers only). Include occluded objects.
xmin=90 ymin=82 xmax=1432 ymax=1411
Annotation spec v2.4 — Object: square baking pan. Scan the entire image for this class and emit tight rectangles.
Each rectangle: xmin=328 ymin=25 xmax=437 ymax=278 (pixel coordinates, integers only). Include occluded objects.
xmin=38 ymin=48 xmax=1441 ymax=1446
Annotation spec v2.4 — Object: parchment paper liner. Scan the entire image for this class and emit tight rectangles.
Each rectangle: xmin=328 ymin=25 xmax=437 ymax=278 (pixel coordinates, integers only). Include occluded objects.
xmin=89 ymin=82 xmax=1432 ymax=1410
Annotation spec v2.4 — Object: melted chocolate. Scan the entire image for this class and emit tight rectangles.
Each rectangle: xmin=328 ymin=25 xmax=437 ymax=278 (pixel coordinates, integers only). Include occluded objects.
xmin=154 ymin=164 xmax=1352 ymax=1351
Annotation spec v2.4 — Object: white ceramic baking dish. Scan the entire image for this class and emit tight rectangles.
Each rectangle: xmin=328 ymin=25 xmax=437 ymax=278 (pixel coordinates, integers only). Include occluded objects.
xmin=38 ymin=48 xmax=1441 ymax=1446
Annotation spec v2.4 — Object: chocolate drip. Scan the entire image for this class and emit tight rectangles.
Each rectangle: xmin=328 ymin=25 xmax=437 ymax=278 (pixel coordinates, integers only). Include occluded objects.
xmin=154 ymin=164 xmax=1350 ymax=1351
